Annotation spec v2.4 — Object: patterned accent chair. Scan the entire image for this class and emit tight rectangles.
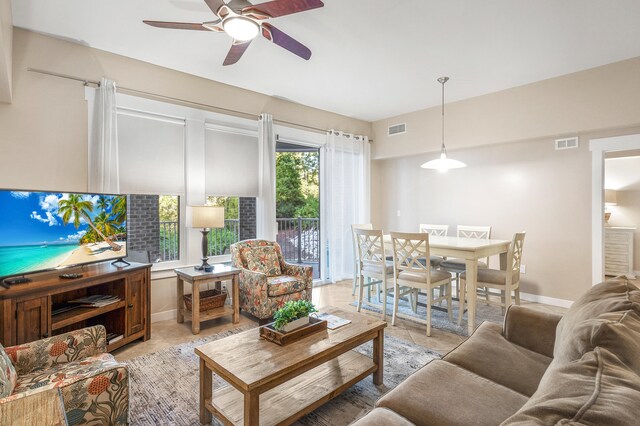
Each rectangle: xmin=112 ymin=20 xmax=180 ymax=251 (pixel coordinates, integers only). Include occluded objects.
xmin=0 ymin=325 xmax=128 ymax=425
xmin=231 ymin=239 xmax=313 ymax=321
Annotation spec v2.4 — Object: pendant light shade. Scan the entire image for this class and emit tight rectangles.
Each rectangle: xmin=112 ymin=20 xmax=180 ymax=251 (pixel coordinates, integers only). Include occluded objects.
xmin=421 ymin=77 xmax=466 ymax=171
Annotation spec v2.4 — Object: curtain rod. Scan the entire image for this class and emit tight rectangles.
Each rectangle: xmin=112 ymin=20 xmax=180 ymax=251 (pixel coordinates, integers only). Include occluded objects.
xmin=27 ymin=67 xmax=372 ymax=141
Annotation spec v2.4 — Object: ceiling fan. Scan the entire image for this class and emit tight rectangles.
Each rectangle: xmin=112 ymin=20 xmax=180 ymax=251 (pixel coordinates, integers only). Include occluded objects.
xmin=143 ymin=0 xmax=324 ymax=66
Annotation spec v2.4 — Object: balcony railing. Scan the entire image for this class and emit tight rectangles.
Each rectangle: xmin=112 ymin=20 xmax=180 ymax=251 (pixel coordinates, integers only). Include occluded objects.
xmin=160 ymin=221 xmax=179 ymax=262
xmin=159 ymin=219 xmax=240 ymax=261
xmin=276 ymin=218 xmax=320 ymax=264
xmin=208 ymin=219 xmax=240 ymax=256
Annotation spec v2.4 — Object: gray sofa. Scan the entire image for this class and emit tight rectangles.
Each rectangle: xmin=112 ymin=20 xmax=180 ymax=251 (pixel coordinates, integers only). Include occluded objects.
xmin=353 ymin=278 xmax=640 ymax=425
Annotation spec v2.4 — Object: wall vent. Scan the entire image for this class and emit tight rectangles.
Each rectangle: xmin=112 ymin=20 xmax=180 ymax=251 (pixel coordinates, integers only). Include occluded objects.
xmin=388 ymin=123 xmax=406 ymax=136
xmin=555 ymin=137 xmax=579 ymax=150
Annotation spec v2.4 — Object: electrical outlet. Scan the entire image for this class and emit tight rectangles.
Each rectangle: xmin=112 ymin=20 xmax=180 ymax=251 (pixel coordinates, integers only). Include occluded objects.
xmin=397 ymin=210 xmax=401 ymax=217
xmin=520 ymin=265 xmax=526 ymax=274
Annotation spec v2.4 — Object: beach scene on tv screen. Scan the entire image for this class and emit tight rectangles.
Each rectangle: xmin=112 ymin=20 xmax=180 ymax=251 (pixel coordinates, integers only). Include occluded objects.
xmin=0 ymin=191 xmax=127 ymax=278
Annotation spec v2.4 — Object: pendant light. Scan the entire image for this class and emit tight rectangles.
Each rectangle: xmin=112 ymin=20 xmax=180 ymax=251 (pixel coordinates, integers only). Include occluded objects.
xmin=420 ymin=77 xmax=466 ymax=171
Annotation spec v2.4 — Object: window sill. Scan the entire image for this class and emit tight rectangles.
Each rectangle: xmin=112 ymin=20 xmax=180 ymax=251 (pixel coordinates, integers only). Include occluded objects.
xmin=150 ymin=255 xmax=232 ymax=281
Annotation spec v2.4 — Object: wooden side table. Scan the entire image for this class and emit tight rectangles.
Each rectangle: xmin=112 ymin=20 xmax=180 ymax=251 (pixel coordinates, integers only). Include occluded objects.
xmin=175 ymin=265 xmax=240 ymax=334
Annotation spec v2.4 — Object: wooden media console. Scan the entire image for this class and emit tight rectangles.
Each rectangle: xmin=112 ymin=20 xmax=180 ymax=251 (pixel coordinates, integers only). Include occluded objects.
xmin=0 ymin=262 xmax=151 ymax=352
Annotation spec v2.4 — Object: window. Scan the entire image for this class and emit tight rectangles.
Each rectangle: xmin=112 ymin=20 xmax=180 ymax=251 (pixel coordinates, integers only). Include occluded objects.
xmin=206 ymin=196 xmax=239 ymax=256
xmin=159 ymin=195 xmax=180 ymax=262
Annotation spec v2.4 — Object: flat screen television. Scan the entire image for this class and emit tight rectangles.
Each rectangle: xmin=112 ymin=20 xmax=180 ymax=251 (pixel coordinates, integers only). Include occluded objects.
xmin=0 ymin=189 xmax=127 ymax=280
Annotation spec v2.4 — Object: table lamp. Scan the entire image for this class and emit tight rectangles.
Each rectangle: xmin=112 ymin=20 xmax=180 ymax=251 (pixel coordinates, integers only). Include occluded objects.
xmin=190 ymin=206 xmax=224 ymax=271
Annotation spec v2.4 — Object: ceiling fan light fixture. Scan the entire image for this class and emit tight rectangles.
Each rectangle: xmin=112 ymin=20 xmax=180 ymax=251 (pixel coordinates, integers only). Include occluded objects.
xmin=222 ymin=16 xmax=259 ymax=41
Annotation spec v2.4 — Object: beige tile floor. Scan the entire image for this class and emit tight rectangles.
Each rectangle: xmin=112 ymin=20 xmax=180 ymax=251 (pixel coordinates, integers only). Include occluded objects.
xmin=113 ymin=280 xmax=568 ymax=361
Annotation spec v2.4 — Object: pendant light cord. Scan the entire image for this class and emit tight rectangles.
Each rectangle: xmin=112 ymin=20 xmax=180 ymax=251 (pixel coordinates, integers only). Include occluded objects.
xmin=438 ymin=76 xmax=449 ymax=156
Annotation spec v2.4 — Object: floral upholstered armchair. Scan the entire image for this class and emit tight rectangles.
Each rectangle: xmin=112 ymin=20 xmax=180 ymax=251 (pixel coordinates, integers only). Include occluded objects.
xmin=0 ymin=325 xmax=128 ymax=425
xmin=231 ymin=239 xmax=313 ymax=321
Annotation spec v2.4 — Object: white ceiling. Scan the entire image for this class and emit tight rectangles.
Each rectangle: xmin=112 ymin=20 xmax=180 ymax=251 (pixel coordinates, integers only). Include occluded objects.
xmin=12 ymin=0 xmax=640 ymax=121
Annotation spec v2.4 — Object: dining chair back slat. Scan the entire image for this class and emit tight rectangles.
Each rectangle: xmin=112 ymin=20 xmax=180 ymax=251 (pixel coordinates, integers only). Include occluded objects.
xmin=419 ymin=224 xmax=449 ymax=236
xmin=391 ymin=232 xmax=430 ymax=275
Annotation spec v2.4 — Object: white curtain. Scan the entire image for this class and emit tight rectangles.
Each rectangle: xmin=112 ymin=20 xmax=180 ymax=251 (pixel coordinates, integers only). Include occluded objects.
xmin=324 ymin=130 xmax=371 ymax=282
xmin=256 ymin=114 xmax=277 ymax=241
xmin=88 ymin=78 xmax=120 ymax=193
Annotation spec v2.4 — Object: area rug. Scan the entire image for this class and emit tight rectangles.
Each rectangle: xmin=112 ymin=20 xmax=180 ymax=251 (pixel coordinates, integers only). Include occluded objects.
xmin=128 ymin=326 xmax=441 ymax=425
xmin=350 ymin=290 xmax=504 ymax=336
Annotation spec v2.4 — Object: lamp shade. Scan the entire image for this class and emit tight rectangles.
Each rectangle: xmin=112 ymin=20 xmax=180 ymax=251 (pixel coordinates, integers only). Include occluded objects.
xmin=191 ymin=206 xmax=224 ymax=228
xmin=604 ymin=189 xmax=618 ymax=206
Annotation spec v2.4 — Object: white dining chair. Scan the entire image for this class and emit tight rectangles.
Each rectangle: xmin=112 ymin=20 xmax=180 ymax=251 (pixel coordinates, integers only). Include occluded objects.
xmin=418 ymin=224 xmax=450 ymax=268
xmin=354 ymin=228 xmax=394 ymax=320
xmin=460 ymin=232 xmax=526 ymax=315
xmin=390 ymin=232 xmax=453 ymax=336
xmin=440 ymin=225 xmax=491 ymax=324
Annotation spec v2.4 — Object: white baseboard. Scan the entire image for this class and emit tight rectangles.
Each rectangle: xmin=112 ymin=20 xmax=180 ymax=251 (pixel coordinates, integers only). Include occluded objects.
xmin=520 ymin=292 xmax=574 ymax=308
xmin=151 ymin=309 xmax=177 ymax=323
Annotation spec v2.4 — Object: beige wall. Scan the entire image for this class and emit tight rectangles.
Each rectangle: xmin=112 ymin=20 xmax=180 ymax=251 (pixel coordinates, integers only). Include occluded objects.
xmin=371 ymin=127 xmax=640 ymax=302
xmin=371 ymin=57 xmax=640 ymax=160
xmin=607 ymin=191 xmax=640 ymax=273
xmin=0 ymin=28 xmax=371 ymax=193
xmin=0 ymin=0 xmax=12 ymax=102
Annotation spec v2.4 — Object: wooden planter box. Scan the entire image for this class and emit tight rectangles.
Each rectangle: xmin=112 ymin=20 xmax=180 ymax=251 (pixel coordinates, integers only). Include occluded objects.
xmin=260 ymin=316 xmax=327 ymax=346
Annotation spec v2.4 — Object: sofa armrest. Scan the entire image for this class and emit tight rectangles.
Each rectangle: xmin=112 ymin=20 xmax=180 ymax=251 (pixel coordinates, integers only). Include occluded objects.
xmin=282 ymin=262 xmax=313 ymax=288
xmin=7 ymin=325 xmax=107 ymax=375
xmin=503 ymin=305 xmax=562 ymax=358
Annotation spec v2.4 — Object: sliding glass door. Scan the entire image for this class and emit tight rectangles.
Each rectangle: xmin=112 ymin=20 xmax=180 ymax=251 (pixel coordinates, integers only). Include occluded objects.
xmin=275 ymin=141 xmax=321 ymax=279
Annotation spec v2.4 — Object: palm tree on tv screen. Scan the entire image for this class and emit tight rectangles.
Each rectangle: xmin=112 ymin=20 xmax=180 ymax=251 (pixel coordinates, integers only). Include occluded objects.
xmin=111 ymin=196 xmax=126 ymax=225
xmin=58 ymin=194 xmax=122 ymax=251
xmin=97 ymin=196 xmax=110 ymax=212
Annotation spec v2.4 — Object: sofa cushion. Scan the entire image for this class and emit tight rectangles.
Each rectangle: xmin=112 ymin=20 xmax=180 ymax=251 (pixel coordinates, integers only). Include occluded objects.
xmin=376 ymin=360 xmax=528 ymax=426
xmin=444 ymin=321 xmax=552 ymax=396
xmin=267 ymin=276 xmax=307 ymax=297
xmin=554 ymin=279 xmax=640 ymax=366
xmin=243 ymin=246 xmax=282 ymax=277
xmin=13 ymin=353 xmax=121 ymax=394
xmin=351 ymin=408 xmax=415 ymax=425
xmin=0 ymin=343 xmax=17 ymax=398
xmin=502 ymin=347 xmax=640 ymax=425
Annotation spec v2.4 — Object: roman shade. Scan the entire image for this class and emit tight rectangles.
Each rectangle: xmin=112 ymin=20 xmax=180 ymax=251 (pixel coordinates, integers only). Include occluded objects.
xmin=117 ymin=110 xmax=185 ymax=195
xmin=204 ymin=126 xmax=259 ymax=197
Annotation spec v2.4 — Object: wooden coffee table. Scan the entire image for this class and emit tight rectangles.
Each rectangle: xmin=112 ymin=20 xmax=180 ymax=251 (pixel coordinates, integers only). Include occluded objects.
xmin=195 ymin=306 xmax=386 ymax=426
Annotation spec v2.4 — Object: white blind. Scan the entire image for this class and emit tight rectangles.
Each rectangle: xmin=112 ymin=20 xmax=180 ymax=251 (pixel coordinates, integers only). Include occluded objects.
xmin=204 ymin=127 xmax=259 ymax=197
xmin=117 ymin=111 xmax=185 ymax=194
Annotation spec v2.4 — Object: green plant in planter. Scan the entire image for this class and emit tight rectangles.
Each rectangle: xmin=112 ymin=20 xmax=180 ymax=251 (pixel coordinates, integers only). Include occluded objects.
xmin=273 ymin=300 xmax=317 ymax=331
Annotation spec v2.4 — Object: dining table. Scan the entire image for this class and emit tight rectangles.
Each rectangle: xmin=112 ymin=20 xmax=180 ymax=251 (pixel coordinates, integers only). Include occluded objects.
xmin=383 ymin=235 xmax=511 ymax=334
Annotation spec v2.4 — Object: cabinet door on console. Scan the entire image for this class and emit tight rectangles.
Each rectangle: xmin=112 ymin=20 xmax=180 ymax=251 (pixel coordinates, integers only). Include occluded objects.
xmin=126 ymin=270 xmax=146 ymax=336
xmin=15 ymin=297 xmax=50 ymax=344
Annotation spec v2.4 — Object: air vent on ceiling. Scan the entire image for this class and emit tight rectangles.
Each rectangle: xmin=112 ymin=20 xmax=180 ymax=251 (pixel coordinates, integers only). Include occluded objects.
xmin=555 ymin=137 xmax=579 ymax=150
xmin=388 ymin=123 xmax=406 ymax=136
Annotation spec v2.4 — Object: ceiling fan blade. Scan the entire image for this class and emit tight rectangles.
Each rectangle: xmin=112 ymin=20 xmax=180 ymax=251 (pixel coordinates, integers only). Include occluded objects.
xmin=223 ymin=40 xmax=252 ymax=66
xmin=204 ymin=0 xmax=225 ymax=15
xmin=261 ymin=23 xmax=311 ymax=60
xmin=143 ymin=20 xmax=210 ymax=31
xmin=243 ymin=0 xmax=324 ymax=19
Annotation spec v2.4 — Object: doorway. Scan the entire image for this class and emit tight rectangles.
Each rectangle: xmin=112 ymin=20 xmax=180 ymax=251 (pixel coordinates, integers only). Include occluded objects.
xmin=275 ymin=141 xmax=321 ymax=279
xmin=590 ymin=134 xmax=640 ymax=284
